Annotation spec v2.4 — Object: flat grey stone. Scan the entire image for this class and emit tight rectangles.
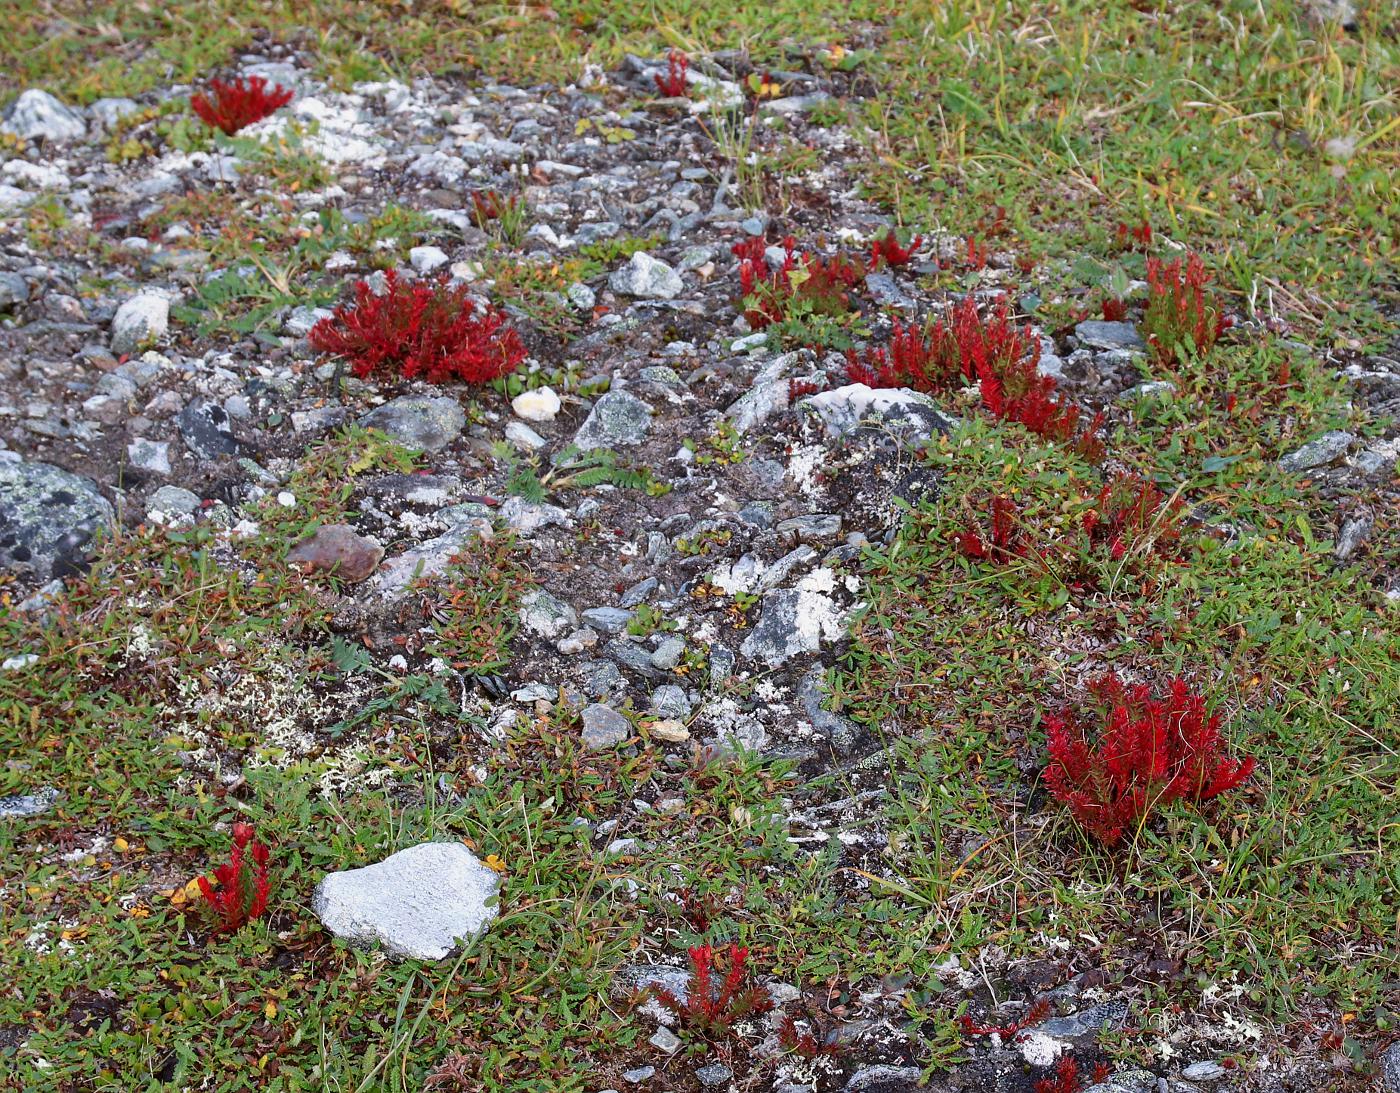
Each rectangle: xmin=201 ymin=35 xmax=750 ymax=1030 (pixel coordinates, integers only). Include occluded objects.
xmin=1181 ymin=1062 xmax=1227 ymax=1081
xmin=126 ymin=439 xmax=171 ymax=475
xmin=777 ymin=514 xmax=842 ymax=544
xmin=148 ymin=485 xmax=200 ymax=519
xmin=649 ymin=684 xmax=691 ymax=718
xmin=1334 ymin=512 xmax=1372 ymax=560
xmin=582 ymin=606 xmax=634 ymax=633
xmin=1037 ymin=1000 xmax=1129 ymax=1039
xmin=2 ymin=89 xmax=86 ymax=142
xmin=650 ymin=635 xmax=684 ymax=670
xmin=619 ymin=577 xmax=658 ymax=608
xmin=1380 ymin=1040 xmax=1400 ymax=1092
xmin=313 ymin=841 xmax=499 ymax=960
xmin=1278 ymin=430 xmax=1355 ymax=473
xmin=0 ymin=460 xmax=112 ymax=582
xmin=359 ymin=396 xmax=465 ymax=453
xmin=608 ymin=252 xmax=682 ymax=299
xmin=581 ymin=703 xmax=630 ymax=749
xmin=649 ymin=1026 xmax=682 ymax=1053
xmin=696 ymin=1063 xmax=734 ymax=1086
xmin=110 ymin=294 xmax=169 ymax=355
xmin=572 ymin=390 xmax=652 ymax=450
xmin=1075 ymin=320 xmax=1144 ymax=350
xmin=797 ymin=667 xmax=860 ymax=755
xmin=0 ymin=787 xmax=59 ymax=819
xmin=1083 ymin=1070 xmax=1158 ymax=1093
xmin=845 ymin=1065 xmax=923 ymax=1091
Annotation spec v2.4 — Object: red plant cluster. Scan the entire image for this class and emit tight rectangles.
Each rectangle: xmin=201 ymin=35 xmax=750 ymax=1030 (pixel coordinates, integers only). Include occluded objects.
xmin=870 ymin=229 xmax=923 ymax=267
xmin=654 ymin=48 xmax=690 ymax=97
xmin=957 ymin=495 xmax=1027 ymax=562
xmin=191 ymin=76 xmax=293 ymax=135
xmin=1101 ymin=296 xmax=1128 ymax=322
xmin=1081 ymin=473 xmax=1184 ymax=562
xmin=959 ymin=998 xmax=1051 ymax=1039
xmin=847 ymin=297 xmax=1102 ymax=459
xmin=198 ymin=822 xmax=272 ymax=933
xmin=1044 ymin=674 xmax=1256 ymax=846
xmin=1141 ymin=253 xmax=1229 ymax=366
xmin=310 ymin=270 xmax=525 ymax=385
xmin=652 ymin=944 xmax=774 ymax=1040
xmin=778 ymin=1015 xmax=844 ymax=1058
xmin=1116 ymin=219 xmax=1153 ymax=251
xmin=1035 ymin=1057 xmax=1112 ymax=1093
xmin=965 ymin=235 xmax=989 ymax=270
xmin=469 ymin=189 xmax=520 ymax=224
xmin=733 ymin=237 xmax=864 ymax=329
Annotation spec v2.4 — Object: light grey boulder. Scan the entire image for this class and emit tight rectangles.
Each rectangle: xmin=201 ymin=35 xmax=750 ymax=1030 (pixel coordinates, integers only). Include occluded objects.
xmin=1 ymin=90 xmax=86 ymax=142
xmin=608 ymin=252 xmax=682 ymax=299
xmin=313 ymin=842 xmax=500 ymax=960
xmin=572 ymin=390 xmax=652 ymax=450
xmin=1278 ymin=430 xmax=1355 ymax=473
xmin=110 ymin=294 xmax=169 ymax=355
xmin=0 ymin=460 xmax=112 ymax=581
xmin=801 ymin=383 xmax=954 ymax=442
xmin=359 ymin=395 xmax=465 ymax=453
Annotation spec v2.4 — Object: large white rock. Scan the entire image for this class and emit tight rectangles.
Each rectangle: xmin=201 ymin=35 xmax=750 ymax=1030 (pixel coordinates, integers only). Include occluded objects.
xmin=110 ymin=294 xmax=169 ymax=355
xmin=313 ymin=842 xmax=500 ymax=960
xmin=1 ymin=90 xmax=87 ymax=142
xmin=512 ymin=386 xmax=561 ymax=422
xmin=608 ymin=252 xmax=682 ymax=299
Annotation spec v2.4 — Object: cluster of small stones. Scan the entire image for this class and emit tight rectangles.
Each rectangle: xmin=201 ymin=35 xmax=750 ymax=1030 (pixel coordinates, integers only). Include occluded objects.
xmin=2 ymin=46 xmax=1395 ymax=1093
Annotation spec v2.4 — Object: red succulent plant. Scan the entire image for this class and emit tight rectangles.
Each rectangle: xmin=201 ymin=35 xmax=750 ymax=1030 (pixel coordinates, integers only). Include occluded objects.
xmin=198 ymin=821 xmax=272 ymax=933
xmin=191 ymin=76 xmax=293 ymax=135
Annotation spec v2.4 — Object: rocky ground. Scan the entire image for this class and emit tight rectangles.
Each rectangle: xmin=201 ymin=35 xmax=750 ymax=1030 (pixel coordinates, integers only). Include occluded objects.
xmin=0 ymin=33 xmax=1397 ymax=1093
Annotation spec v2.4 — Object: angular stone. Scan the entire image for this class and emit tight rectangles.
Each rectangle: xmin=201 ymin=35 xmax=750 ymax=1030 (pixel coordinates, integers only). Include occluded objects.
xmin=0 ymin=460 xmax=112 ymax=582
xmin=776 ymin=514 xmax=842 ymax=544
xmin=359 ymin=396 xmax=465 ymax=453
xmin=287 ymin=523 xmax=384 ymax=582
xmin=0 ymin=786 xmax=59 ymax=818
xmin=1278 ymin=430 xmax=1355 ymax=473
xmin=148 ymin=485 xmax=200 ymax=520
xmin=581 ymin=703 xmax=631 ymax=749
xmin=519 ymin=589 xmax=578 ymax=639
xmin=110 ymin=294 xmax=169 ymax=355
xmin=801 ymin=384 xmax=955 ymax=442
xmin=2 ymin=89 xmax=86 ymax=142
xmin=0 ymin=271 xmax=29 ymax=311
xmin=376 ymin=505 xmax=492 ymax=596
xmin=740 ymin=588 xmax=847 ymax=667
xmin=179 ymin=399 xmax=241 ymax=459
xmin=126 ymin=439 xmax=171 ymax=475
xmin=582 ymin=606 xmax=634 ymax=633
xmin=608 ymin=252 xmax=682 ymax=299
xmin=1075 ymin=320 xmax=1144 ymax=351
xmin=313 ymin=842 xmax=499 ymax=960
xmin=572 ymin=390 xmax=652 ymax=450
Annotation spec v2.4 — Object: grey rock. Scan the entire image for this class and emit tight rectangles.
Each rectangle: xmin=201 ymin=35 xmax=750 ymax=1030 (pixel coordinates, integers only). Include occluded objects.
xmin=313 ymin=842 xmax=499 ymax=960
xmin=110 ymin=294 xmax=169 ymax=355
xmin=376 ymin=505 xmax=492 ymax=596
xmin=0 ymin=787 xmax=59 ymax=819
xmin=650 ymin=685 xmax=691 ymax=718
xmin=179 ymin=399 xmax=241 ymax=459
xmin=360 ymin=396 xmax=465 ymax=453
xmin=409 ymin=245 xmax=449 ymax=273
xmin=504 ymin=420 xmax=547 ymax=451
xmin=583 ymin=660 xmax=623 ymax=697
xmin=1278 ymin=430 xmax=1355 ymax=473
xmin=622 ymin=1067 xmax=655 ymax=1083
xmin=499 ymin=496 xmax=570 ymax=536
xmin=572 ymin=390 xmax=652 ymax=450
xmin=608 ymin=252 xmax=682 ymax=299
xmin=650 ymin=636 xmax=684 ymax=671
xmin=520 ymin=589 xmax=578 ymax=639
xmin=777 ymin=514 xmax=842 ymax=544
xmin=1379 ymin=1040 xmax=1400 ymax=1092
xmin=863 ymin=271 xmax=915 ymax=310
xmin=740 ymin=588 xmax=847 ymax=667
xmin=0 ymin=460 xmax=112 ymax=581
xmin=557 ymin=627 xmax=598 ymax=655
xmin=1082 ymin=1069 xmax=1158 ymax=1093
xmin=582 ymin=606 xmax=635 ymax=633
xmin=620 ymin=577 xmax=659 ymax=608
xmin=724 ymin=350 xmax=809 ymax=433
xmin=581 ymin=703 xmax=631 ymax=749
xmin=147 ymin=485 xmax=200 ymax=519
xmin=1075 ymin=320 xmax=1144 ymax=350
xmin=0 ymin=272 xmax=30 ymax=311
xmin=1334 ymin=512 xmax=1372 ymax=561
xmin=844 ymin=1065 xmax=923 ymax=1091
xmin=649 ymin=1026 xmax=682 ymax=1053
xmin=126 ymin=439 xmax=171 ymax=475
xmin=88 ymin=97 xmax=139 ymax=131
xmin=1038 ymin=1000 xmax=1129 ymax=1040
xmin=695 ymin=1063 xmax=733 ymax=1087
xmin=1180 ymin=1062 xmax=1227 ymax=1082
xmin=2 ymin=89 xmax=86 ymax=142
xmin=1120 ymin=381 xmax=1175 ymax=403
xmin=797 ymin=668 xmax=860 ymax=754
xmin=606 ymin=638 xmax=664 ymax=678
xmin=284 ymin=305 xmax=333 ymax=337
xmin=802 ymin=383 xmax=955 ymax=442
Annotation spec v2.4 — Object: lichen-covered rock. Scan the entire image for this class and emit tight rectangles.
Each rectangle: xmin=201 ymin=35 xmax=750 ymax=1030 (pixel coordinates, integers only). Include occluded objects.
xmin=110 ymin=294 xmax=169 ymax=355
xmin=359 ymin=396 xmax=465 ymax=453
xmin=0 ymin=460 xmax=112 ymax=582
xmin=572 ymin=390 xmax=652 ymax=450
xmin=608 ymin=252 xmax=682 ymax=299
xmin=801 ymin=383 xmax=954 ymax=442
xmin=313 ymin=842 xmax=500 ymax=960
xmin=740 ymin=588 xmax=847 ymax=667
xmin=1 ymin=89 xmax=87 ymax=142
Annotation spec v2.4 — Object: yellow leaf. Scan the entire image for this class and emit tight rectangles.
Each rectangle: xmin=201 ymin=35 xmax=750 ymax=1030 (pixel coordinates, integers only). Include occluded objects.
xmin=483 ymin=854 xmax=506 ymax=874
xmin=114 ymin=837 xmax=129 ymax=852
xmin=264 ymin=1000 xmax=278 ymax=1020
xmin=129 ymin=905 xmax=150 ymax=919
